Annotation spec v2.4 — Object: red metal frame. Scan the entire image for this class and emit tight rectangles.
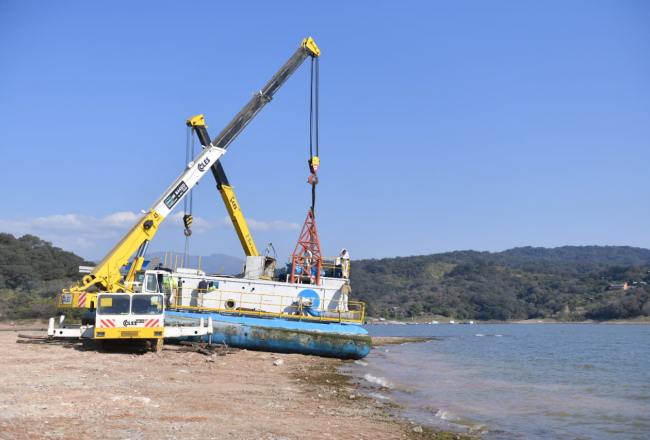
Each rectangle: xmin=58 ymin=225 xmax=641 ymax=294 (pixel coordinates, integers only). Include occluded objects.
xmin=290 ymin=208 xmax=322 ymax=285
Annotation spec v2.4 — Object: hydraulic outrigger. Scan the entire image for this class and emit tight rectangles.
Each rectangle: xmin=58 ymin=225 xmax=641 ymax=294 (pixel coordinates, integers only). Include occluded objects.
xmin=52 ymin=37 xmax=321 ymax=346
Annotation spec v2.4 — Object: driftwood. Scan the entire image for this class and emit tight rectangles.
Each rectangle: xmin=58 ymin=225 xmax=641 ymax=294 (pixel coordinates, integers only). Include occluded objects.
xmin=17 ymin=333 xmax=48 ymax=340
xmin=0 ymin=328 xmax=48 ymax=332
xmin=15 ymin=338 xmax=74 ymax=345
xmin=15 ymin=333 xmax=78 ymax=346
xmin=16 ymin=333 xmax=50 ymax=344
xmin=174 ymin=340 xmax=239 ymax=356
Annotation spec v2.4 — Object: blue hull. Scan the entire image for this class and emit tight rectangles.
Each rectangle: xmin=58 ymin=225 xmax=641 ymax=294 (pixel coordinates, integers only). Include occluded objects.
xmin=165 ymin=311 xmax=371 ymax=359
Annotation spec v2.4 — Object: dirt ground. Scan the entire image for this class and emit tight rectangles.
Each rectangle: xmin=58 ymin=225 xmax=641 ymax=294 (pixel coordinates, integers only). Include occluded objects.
xmin=0 ymin=328 xmax=425 ymax=440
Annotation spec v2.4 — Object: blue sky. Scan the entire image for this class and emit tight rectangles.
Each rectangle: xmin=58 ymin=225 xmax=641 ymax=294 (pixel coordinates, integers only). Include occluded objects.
xmin=1 ymin=1 xmax=649 ymax=261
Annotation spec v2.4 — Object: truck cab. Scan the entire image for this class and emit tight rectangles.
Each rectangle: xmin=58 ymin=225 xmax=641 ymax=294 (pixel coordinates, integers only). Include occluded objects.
xmin=94 ymin=292 xmax=165 ymax=344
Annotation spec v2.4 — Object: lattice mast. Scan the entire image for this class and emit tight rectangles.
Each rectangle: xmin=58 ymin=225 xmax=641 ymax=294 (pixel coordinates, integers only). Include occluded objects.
xmin=290 ymin=208 xmax=323 ymax=284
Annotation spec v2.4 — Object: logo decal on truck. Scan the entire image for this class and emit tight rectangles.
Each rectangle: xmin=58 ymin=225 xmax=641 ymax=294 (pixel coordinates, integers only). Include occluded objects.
xmin=120 ymin=318 xmax=160 ymax=327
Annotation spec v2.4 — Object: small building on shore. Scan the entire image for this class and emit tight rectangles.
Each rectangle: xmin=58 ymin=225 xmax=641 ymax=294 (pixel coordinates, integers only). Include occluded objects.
xmin=608 ymin=282 xmax=629 ymax=291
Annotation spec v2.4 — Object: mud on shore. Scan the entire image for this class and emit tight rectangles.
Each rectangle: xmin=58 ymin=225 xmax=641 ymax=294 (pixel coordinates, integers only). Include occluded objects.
xmin=0 ymin=328 xmax=471 ymax=440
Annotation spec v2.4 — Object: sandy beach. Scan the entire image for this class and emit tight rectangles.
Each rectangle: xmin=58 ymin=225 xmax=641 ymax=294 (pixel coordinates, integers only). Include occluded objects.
xmin=0 ymin=327 xmax=466 ymax=440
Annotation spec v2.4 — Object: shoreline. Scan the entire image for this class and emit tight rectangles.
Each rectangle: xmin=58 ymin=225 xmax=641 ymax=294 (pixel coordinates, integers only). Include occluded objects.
xmin=0 ymin=330 xmax=470 ymax=440
xmin=308 ymin=351 xmax=473 ymax=440
xmin=368 ymin=317 xmax=650 ymax=325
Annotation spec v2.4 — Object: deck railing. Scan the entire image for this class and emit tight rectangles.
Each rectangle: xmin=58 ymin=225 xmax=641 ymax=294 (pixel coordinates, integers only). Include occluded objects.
xmin=168 ymin=287 xmax=365 ymax=324
xmin=285 ymin=256 xmax=351 ymax=283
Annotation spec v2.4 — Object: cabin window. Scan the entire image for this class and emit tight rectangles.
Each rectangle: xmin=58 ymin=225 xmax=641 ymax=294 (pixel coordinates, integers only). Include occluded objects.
xmin=145 ymin=273 xmax=159 ymax=293
xmin=98 ymin=295 xmax=130 ymax=315
xmin=131 ymin=294 xmax=163 ymax=315
xmin=132 ymin=272 xmax=145 ymax=293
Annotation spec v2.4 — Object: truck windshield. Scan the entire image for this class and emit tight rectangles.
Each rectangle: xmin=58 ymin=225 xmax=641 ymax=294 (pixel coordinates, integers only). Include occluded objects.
xmin=131 ymin=294 xmax=163 ymax=315
xmin=97 ymin=294 xmax=130 ymax=315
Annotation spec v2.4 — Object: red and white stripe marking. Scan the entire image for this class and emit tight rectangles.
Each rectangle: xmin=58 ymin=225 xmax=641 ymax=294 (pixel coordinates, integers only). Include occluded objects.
xmin=77 ymin=293 xmax=87 ymax=307
xmin=98 ymin=319 xmax=116 ymax=328
xmin=144 ymin=319 xmax=160 ymax=328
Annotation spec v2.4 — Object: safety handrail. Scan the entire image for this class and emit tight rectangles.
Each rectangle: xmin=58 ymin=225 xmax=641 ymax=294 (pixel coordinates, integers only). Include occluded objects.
xmin=169 ymin=286 xmax=364 ymax=324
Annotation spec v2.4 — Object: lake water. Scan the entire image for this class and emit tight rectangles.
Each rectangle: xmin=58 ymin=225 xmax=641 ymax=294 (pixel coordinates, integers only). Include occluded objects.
xmin=343 ymin=324 xmax=650 ymax=439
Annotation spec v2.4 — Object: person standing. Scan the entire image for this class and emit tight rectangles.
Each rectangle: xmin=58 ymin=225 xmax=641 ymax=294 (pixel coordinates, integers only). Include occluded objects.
xmin=339 ymin=248 xmax=350 ymax=279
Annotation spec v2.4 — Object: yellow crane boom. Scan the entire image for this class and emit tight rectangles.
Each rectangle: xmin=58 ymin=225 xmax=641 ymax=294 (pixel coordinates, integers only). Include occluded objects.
xmin=186 ymin=115 xmax=259 ymax=257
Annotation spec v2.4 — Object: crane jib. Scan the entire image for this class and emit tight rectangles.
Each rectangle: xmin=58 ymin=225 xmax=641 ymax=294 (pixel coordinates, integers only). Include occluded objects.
xmin=210 ymin=46 xmax=314 ymax=150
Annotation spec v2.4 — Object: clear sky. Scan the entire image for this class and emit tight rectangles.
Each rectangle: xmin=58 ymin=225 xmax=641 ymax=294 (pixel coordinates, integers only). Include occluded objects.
xmin=1 ymin=1 xmax=649 ymax=262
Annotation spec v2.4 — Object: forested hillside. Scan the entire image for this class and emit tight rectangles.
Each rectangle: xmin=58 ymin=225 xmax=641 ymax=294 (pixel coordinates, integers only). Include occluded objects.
xmin=351 ymin=246 xmax=650 ymax=321
xmin=0 ymin=233 xmax=90 ymax=319
xmin=2 ymin=234 xmax=649 ymax=322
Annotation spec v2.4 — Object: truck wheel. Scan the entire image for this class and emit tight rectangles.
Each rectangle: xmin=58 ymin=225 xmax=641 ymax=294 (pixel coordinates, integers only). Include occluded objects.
xmin=81 ymin=310 xmax=96 ymax=326
xmin=83 ymin=339 xmax=102 ymax=351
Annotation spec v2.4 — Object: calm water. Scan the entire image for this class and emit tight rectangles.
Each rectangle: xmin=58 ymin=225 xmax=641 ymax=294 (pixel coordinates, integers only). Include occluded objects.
xmin=343 ymin=324 xmax=650 ymax=439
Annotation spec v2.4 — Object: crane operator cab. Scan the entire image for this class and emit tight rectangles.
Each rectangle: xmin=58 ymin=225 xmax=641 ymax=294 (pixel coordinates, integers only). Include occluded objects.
xmin=132 ymin=269 xmax=177 ymax=304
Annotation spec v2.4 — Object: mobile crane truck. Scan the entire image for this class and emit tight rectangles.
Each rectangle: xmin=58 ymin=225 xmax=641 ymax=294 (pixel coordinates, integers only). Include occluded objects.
xmin=48 ymin=37 xmax=321 ymax=351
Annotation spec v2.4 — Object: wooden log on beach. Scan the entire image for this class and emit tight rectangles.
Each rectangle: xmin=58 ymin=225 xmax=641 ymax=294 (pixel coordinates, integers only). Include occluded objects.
xmin=17 ymin=334 xmax=47 ymax=340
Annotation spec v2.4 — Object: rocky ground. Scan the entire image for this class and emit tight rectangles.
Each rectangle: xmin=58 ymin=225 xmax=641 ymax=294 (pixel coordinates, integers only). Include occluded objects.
xmin=0 ymin=326 xmax=468 ymax=440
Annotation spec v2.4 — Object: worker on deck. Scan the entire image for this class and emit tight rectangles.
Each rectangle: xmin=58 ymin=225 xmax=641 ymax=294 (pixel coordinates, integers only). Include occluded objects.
xmin=162 ymin=275 xmax=172 ymax=305
xmin=163 ymin=275 xmax=179 ymax=307
xmin=336 ymin=248 xmax=350 ymax=279
xmin=171 ymin=277 xmax=179 ymax=306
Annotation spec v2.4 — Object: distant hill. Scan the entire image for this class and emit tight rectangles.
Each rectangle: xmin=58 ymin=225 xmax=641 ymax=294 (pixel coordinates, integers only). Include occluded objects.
xmin=495 ymin=246 xmax=650 ymax=274
xmin=2 ymin=235 xmax=649 ymax=322
xmin=0 ymin=233 xmax=91 ymax=319
xmin=146 ymin=252 xmax=244 ymax=275
xmin=351 ymin=246 xmax=650 ymax=321
xmin=0 ymin=235 xmax=245 ymax=319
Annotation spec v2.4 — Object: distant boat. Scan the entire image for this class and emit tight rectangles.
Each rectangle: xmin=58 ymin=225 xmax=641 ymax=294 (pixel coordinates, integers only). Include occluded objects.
xmin=429 ymin=320 xmax=439 ymax=325
xmin=449 ymin=320 xmax=456 ymax=324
